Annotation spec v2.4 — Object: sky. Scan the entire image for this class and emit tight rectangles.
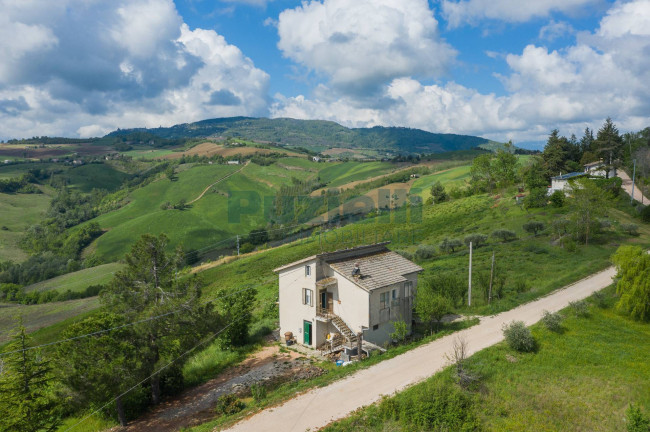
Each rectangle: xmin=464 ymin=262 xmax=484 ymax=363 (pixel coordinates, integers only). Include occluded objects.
xmin=1 ymin=0 xmax=650 ymax=148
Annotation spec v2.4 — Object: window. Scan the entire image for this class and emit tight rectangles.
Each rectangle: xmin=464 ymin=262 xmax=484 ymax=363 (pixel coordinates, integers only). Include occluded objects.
xmin=391 ymin=288 xmax=400 ymax=306
xmin=380 ymin=291 xmax=389 ymax=309
xmin=305 ymin=265 xmax=311 ymax=276
xmin=302 ymin=288 xmax=313 ymax=306
xmin=372 ymin=324 xmax=379 ymax=331
xmin=404 ymin=281 xmax=413 ymax=297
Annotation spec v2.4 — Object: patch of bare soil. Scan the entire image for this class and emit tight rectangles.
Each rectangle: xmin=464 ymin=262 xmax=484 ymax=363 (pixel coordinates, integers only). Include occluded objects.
xmin=121 ymin=345 xmax=321 ymax=432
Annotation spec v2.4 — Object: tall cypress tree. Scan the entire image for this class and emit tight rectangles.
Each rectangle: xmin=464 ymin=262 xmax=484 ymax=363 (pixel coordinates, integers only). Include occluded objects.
xmin=0 ymin=323 xmax=60 ymax=432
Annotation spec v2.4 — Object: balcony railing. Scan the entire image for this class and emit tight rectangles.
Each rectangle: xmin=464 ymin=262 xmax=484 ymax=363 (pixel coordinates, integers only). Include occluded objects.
xmin=317 ymin=307 xmax=335 ymax=319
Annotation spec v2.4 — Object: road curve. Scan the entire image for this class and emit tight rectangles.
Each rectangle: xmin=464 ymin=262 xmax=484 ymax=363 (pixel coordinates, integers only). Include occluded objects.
xmin=618 ymin=170 xmax=649 ymax=204
xmin=222 ymin=266 xmax=616 ymax=432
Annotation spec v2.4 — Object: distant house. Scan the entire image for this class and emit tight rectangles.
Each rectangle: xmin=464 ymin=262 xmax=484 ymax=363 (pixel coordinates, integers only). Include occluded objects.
xmin=548 ymin=171 xmax=586 ymax=195
xmin=3 ymin=160 xmax=10 ymax=164
xmin=584 ymin=159 xmax=616 ymax=178
xmin=274 ymin=243 xmax=423 ymax=353
xmin=227 ymin=160 xmax=240 ymax=165
xmin=410 ymin=174 xmax=420 ymax=179
xmin=312 ymin=156 xmax=321 ymax=162
xmin=72 ymin=159 xmax=83 ymax=165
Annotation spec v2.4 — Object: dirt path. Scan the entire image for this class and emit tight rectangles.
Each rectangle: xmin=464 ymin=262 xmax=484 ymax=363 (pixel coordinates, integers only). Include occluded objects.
xmin=223 ymin=266 xmax=617 ymax=432
xmin=188 ymin=161 xmax=248 ymax=205
xmin=122 ymin=345 xmax=306 ymax=432
xmin=619 ymin=170 xmax=649 ymax=204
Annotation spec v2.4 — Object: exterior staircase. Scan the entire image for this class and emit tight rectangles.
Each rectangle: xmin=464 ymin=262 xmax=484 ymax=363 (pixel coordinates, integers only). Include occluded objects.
xmin=331 ymin=315 xmax=357 ymax=345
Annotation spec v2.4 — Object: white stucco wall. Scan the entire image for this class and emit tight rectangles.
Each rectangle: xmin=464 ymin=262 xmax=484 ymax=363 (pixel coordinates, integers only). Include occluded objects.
xmin=329 ymin=269 xmax=370 ymax=334
xmin=278 ymin=259 xmax=317 ymax=346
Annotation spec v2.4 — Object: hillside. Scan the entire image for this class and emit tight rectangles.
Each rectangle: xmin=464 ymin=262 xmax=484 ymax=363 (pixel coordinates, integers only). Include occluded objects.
xmin=106 ymin=117 xmax=491 ymax=155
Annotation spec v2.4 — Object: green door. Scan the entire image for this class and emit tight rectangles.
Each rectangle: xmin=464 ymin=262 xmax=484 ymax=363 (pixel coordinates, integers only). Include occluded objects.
xmin=303 ymin=321 xmax=312 ymax=345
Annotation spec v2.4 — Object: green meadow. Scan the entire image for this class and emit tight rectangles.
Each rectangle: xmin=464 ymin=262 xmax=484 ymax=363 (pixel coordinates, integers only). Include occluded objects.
xmin=324 ymin=287 xmax=650 ymax=432
xmin=411 ymin=165 xmax=471 ymax=201
xmin=55 ymin=163 xmax=130 ymax=193
xmin=318 ymin=161 xmax=395 ymax=187
xmin=23 ymin=263 xmax=124 ymax=293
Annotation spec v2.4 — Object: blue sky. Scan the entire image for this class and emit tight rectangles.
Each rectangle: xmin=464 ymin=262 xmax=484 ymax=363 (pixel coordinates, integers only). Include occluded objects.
xmin=1 ymin=0 xmax=649 ymax=148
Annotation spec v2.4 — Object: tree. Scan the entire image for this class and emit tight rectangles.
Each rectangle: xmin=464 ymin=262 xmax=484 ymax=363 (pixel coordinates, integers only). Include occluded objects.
xmin=439 ymin=238 xmax=463 ymax=254
xmin=390 ymin=320 xmax=409 ymax=344
xmin=429 ymin=182 xmax=448 ymax=204
xmin=165 ymin=166 xmax=177 ymax=181
xmin=56 ymin=313 xmax=143 ymax=426
xmin=549 ymin=190 xmax=565 ymax=207
xmin=0 ymin=323 xmax=60 ymax=432
xmin=491 ymin=229 xmax=516 ymax=242
xmin=542 ymin=130 xmax=568 ymax=177
xmin=568 ymin=178 xmax=608 ymax=245
xmin=101 ymin=234 xmax=219 ymax=405
xmin=523 ymin=221 xmax=545 ymax=236
xmin=493 ymin=148 xmax=518 ymax=187
xmin=612 ymin=245 xmax=650 ymax=322
xmin=416 ymin=285 xmax=452 ymax=333
xmin=522 ymin=157 xmax=548 ymax=190
xmin=469 ymin=154 xmax=495 ymax=192
xmin=217 ymin=286 xmax=256 ymax=348
xmin=463 ymin=233 xmax=488 ymax=248
xmin=594 ymin=117 xmax=623 ymax=170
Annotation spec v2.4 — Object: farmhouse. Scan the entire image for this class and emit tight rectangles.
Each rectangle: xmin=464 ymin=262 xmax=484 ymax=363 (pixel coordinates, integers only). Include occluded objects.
xmin=584 ymin=159 xmax=616 ymax=178
xmin=227 ymin=160 xmax=240 ymax=165
xmin=548 ymin=171 xmax=586 ymax=195
xmin=274 ymin=242 xmax=422 ymax=354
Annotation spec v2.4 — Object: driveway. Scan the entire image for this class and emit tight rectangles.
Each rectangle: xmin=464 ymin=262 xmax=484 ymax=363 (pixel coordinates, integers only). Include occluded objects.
xmin=619 ymin=170 xmax=649 ymax=204
xmin=223 ymin=266 xmax=616 ymax=432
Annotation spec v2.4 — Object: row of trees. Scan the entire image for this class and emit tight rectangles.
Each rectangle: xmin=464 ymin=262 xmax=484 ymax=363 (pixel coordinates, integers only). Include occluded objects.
xmin=0 ymin=234 xmax=256 ymax=428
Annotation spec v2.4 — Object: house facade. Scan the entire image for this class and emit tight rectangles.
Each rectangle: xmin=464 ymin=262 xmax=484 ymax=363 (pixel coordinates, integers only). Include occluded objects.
xmin=274 ymin=243 xmax=422 ymax=350
xmin=584 ymin=159 xmax=617 ymax=178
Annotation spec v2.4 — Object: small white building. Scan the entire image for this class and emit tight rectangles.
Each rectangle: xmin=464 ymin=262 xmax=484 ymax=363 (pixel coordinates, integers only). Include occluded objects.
xmin=584 ymin=159 xmax=616 ymax=178
xmin=548 ymin=172 xmax=586 ymax=195
xmin=227 ymin=160 xmax=240 ymax=165
xmin=312 ymin=156 xmax=321 ymax=162
xmin=3 ymin=160 xmax=10 ymax=164
xmin=274 ymin=243 xmax=423 ymax=352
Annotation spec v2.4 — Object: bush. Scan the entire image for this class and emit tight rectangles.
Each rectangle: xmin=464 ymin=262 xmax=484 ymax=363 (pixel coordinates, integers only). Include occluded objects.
xmin=626 ymin=404 xmax=650 ymax=432
xmin=415 ymin=244 xmax=436 ymax=260
xmin=239 ymin=242 xmax=254 ymax=254
xmin=550 ymin=190 xmax=565 ymax=207
xmin=598 ymin=218 xmax=612 ymax=229
xmin=215 ymin=394 xmax=245 ymax=416
xmin=591 ymin=291 xmax=608 ymax=308
xmin=541 ymin=310 xmax=563 ymax=332
xmin=621 ymin=223 xmax=640 ymax=236
xmin=641 ymin=205 xmax=650 ymax=223
xmin=513 ymin=278 xmax=529 ymax=293
xmin=491 ymin=229 xmax=517 ymax=242
xmin=396 ymin=250 xmax=414 ymax=261
xmin=569 ymin=300 xmax=589 ymax=317
xmin=524 ymin=187 xmax=548 ymax=208
xmin=463 ymin=233 xmax=488 ymax=248
xmin=250 ymin=383 xmax=267 ymax=403
xmin=439 ymin=238 xmax=463 ymax=254
xmin=502 ymin=321 xmax=535 ymax=352
xmin=523 ymin=221 xmax=545 ymax=236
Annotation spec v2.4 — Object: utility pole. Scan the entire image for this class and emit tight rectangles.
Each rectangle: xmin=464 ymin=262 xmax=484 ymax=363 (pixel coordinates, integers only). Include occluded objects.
xmin=488 ymin=251 xmax=495 ymax=305
xmin=631 ymin=159 xmax=637 ymax=204
xmin=468 ymin=241 xmax=472 ymax=307
xmin=236 ymin=235 xmax=240 ymax=256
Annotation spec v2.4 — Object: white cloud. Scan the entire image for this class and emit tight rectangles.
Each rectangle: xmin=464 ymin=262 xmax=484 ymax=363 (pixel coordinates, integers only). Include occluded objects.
xmin=273 ymin=0 xmax=650 ymax=143
xmin=539 ymin=20 xmax=575 ymax=41
xmin=441 ymin=0 xmax=598 ymax=27
xmin=0 ymin=0 xmax=270 ymax=139
xmin=277 ymin=0 xmax=456 ymax=95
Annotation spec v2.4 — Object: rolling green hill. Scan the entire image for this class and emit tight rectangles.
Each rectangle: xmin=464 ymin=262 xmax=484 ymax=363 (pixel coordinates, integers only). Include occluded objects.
xmin=106 ymin=117 xmax=492 ymax=155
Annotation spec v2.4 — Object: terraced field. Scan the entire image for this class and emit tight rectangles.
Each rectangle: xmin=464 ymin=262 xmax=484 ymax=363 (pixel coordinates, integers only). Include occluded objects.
xmin=318 ymin=161 xmax=395 ymax=187
xmin=410 ymin=165 xmax=472 ymax=201
xmin=23 ymin=262 xmax=124 ymax=293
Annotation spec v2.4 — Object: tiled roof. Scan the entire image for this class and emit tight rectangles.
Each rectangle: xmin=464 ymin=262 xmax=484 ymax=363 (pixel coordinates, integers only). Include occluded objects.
xmin=551 ymin=172 xmax=585 ymax=180
xmin=328 ymin=251 xmax=423 ymax=291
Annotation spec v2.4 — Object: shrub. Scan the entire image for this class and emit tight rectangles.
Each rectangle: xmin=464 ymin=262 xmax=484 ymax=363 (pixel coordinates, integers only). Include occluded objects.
xmin=621 ymin=223 xmax=639 ymax=236
xmin=523 ymin=221 xmax=545 ymax=236
xmin=439 ymin=238 xmax=463 ymax=254
xmin=565 ymin=239 xmax=577 ymax=252
xmin=550 ymin=190 xmax=565 ymax=207
xmin=626 ymin=404 xmax=650 ymax=432
xmin=491 ymin=229 xmax=517 ymax=242
xmin=415 ymin=244 xmax=436 ymax=260
xmin=541 ymin=310 xmax=563 ymax=332
xmin=396 ymin=250 xmax=414 ymax=261
xmin=239 ymin=242 xmax=254 ymax=254
xmin=215 ymin=394 xmax=245 ymax=416
xmin=569 ymin=300 xmax=589 ymax=317
xmin=513 ymin=278 xmax=529 ymax=293
xmin=591 ymin=291 xmax=608 ymax=308
xmin=250 ymin=383 xmax=267 ymax=403
xmin=524 ymin=188 xmax=548 ymax=208
xmin=463 ymin=233 xmax=488 ymax=248
xmin=641 ymin=205 xmax=650 ymax=223
xmin=598 ymin=218 xmax=612 ymax=229
xmin=502 ymin=321 xmax=535 ymax=352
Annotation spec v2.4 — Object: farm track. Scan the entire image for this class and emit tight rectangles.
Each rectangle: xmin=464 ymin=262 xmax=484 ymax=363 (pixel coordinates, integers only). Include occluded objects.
xmin=187 ymin=162 xmax=249 ymax=205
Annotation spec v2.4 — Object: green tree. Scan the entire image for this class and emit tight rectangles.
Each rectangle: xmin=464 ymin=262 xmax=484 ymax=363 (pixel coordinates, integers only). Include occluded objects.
xmin=469 ymin=154 xmax=495 ymax=192
xmin=101 ymin=234 xmax=219 ymax=405
xmin=416 ymin=283 xmax=452 ymax=333
xmin=612 ymin=245 xmax=650 ymax=322
xmin=0 ymin=323 xmax=60 ymax=432
xmin=523 ymin=221 xmax=545 ymax=236
xmin=542 ymin=129 xmax=568 ymax=177
xmin=165 ymin=166 xmax=176 ymax=181
xmin=594 ymin=117 xmax=623 ymax=171
xmin=522 ymin=157 xmax=548 ymax=190
xmin=439 ymin=238 xmax=463 ymax=254
xmin=390 ymin=320 xmax=409 ymax=344
xmin=56 ymin=313 xmax=144 ymax=426
xmin=429 ymin=181 xmax=448 ymax=204
xmin=493 ymin=148 xmax=518 ymax=187
xmin=568 ymin=178 xmax=608 ymax=245
xmin=217 ymin=286 xmax=256 ymax=348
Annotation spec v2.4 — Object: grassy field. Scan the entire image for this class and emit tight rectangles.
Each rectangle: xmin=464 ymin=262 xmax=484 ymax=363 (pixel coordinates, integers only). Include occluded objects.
xmin=0 ymin=187 xmax=54 ymax=262
xmin=121 ymin=148 xmax=177 ymax=159
xmin=0 ymin=297 xmax=100 ymax=344
xmin=23 ymin=263 xmax=123 ymax=293
xmin=410 ymin=165 xmax=471 ymax=201
xmin=0 ymin=162 xmax=62 ymax=179
xmin=55 ymin=163 xmax=130 ymax=193
xmin=323 ymin=287 xmax=650 ymax=432
xmin=318 ymin=161 xmax=395 ymax=187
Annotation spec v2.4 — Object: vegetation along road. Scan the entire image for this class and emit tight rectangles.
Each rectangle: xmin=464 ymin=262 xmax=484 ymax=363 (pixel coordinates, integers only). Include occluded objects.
xmin=225 ymin=266 xmax=617 ymax=432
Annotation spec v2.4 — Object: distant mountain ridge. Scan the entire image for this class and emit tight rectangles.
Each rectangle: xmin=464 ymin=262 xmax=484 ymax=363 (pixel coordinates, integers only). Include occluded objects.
xmin=107 ymin=116 xmax=492 ymax=155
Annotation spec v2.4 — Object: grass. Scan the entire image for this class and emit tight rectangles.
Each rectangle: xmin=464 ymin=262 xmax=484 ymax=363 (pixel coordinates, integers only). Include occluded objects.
xmin=55 ymin=163 xmax=130 ymax=193
xmin=0 ymin=297 xmax=100 ymax=344
xmin=23 ymin=263 xmax=124 ymax=293
xmin=323 ymin=286 xmax=650 ymax=431
xmin=0 ymin=187 xmax=54 ymax=262
xmin=318 ymin=161 xmax=395 ymax=187
xmin=121 ymin=147 xmax=176 ymax=159
xmin=410 ymin=164 xmax=471 ymax=201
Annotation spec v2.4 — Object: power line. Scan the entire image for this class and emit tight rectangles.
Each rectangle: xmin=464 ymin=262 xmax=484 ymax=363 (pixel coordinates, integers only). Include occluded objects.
xmin=0 ymin=284 xmax=257 ymax=358
xmin=63 ymin=316 xmax=243 ymax=432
